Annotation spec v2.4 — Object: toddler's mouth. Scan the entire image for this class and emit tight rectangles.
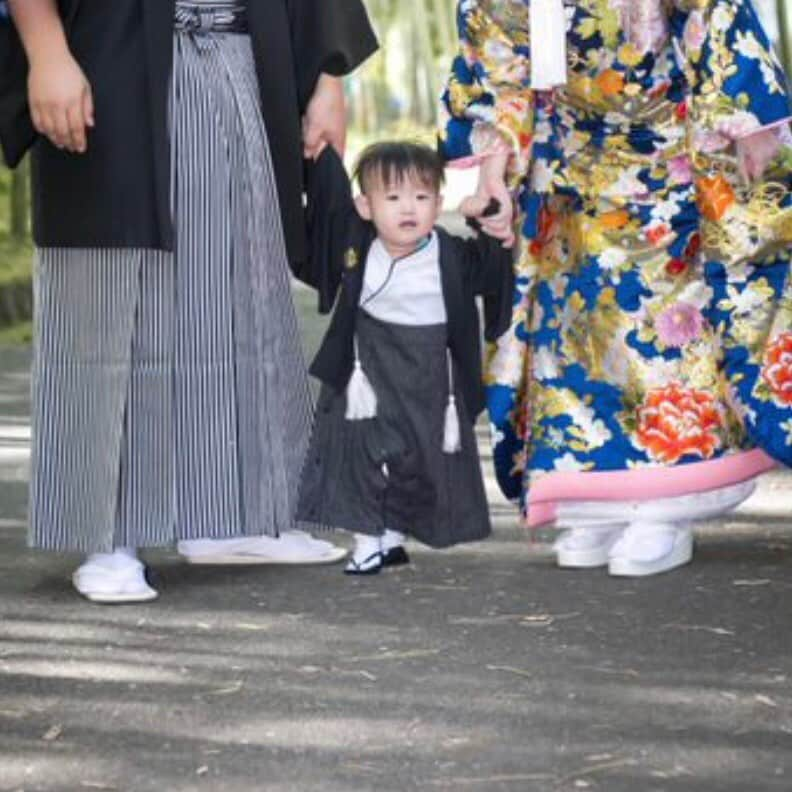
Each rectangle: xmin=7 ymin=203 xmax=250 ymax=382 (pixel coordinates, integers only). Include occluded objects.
xmin=399 ymin=220 xmax=418 ymax=229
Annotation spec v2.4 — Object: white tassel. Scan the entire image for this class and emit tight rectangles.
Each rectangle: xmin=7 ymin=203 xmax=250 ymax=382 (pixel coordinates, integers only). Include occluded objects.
xmin=530 ymin=0 xmax=568 ymax=90
xmin=345 ymin=337 xmax=377 ymax=420
xmin=443 ymin=395 xmax=462 ymax=454
xmin=443 ymin=351 xmax=461 ymax=454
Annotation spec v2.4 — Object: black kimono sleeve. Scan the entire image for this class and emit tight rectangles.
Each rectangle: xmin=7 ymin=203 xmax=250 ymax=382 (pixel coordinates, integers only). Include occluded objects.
xmin=462 ymin=232 xmax=515 ymax=342
xmin=302 ymin=145 xmax=375 ymax=313
xmin=0 ymin=0 xmax=81 ymax=168
xmin=286 ymin=0 xmax=378 ymax=110
xmin=0 ymin=7 xmax=34 ymax=167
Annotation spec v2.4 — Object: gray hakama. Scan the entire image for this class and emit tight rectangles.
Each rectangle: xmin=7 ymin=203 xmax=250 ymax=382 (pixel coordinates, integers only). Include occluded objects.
xmin=30 ymin=6 xmax=312 ymax=552
xmin=297 ymin=310 xmax=491 ymax=548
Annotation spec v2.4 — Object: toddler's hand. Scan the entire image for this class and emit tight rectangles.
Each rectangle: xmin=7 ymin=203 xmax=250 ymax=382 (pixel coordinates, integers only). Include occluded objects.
xmin=28 ymin=50 xmax=94 ymax=153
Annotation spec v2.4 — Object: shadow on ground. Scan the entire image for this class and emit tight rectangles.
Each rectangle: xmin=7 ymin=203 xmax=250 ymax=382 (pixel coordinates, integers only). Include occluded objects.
xmin=1 ymin=289 xmax=791 ymax=791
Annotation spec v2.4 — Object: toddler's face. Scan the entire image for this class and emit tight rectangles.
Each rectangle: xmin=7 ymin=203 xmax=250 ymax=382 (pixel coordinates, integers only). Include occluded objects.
xmin=356 ymin=176 xmax=443 ymax=256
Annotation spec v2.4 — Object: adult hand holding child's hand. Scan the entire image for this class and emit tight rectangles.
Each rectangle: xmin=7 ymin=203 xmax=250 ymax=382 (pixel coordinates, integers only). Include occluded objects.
xmin=736 ymin=127 xmax=783 ymax=183
xmin=460 ymin=151 xmax=514 ymax=247
xmin=303 ymin=73 xmax=347 ymax=160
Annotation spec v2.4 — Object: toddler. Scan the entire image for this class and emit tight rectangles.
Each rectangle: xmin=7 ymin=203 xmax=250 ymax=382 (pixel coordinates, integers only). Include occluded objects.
xmin=297 ymin=142 xmax=514 ymax=574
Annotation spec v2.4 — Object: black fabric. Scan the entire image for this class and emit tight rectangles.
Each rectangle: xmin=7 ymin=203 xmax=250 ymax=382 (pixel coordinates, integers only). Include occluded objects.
xmin=0 ymin=0 xmax=378 ymax=266
xmin=0 ymin=10 xmax=34 ymax=168
xmin=297 ymin=312 xmax=491 ymax=548
xmin=305 ymin=145 xmax=515 ymax=418
xmin=300 ymin=145 xmax=366 ymax=310
xmin=307 ymin=218 xmax=515 ymax=420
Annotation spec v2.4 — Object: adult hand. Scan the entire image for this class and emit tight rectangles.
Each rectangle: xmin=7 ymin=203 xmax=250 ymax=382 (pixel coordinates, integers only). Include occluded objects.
xmin=28 ymin=49 xmax=94 ymax=153
xmin=303 ymin=73 xmax=346 ymax=160
xmin=736 ymin=127 xmax=782 ymax=183
xmin=459 ymin=152 xmax=514 ymax=246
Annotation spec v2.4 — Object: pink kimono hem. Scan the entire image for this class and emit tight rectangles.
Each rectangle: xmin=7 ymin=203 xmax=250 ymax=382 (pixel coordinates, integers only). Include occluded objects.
xmin=526 ymin=448 xmax=776 ymax=528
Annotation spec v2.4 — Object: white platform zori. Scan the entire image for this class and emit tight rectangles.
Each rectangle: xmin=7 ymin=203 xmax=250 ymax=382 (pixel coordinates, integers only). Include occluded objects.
xmin=553 ymin=480 xmax=757 ymax=576
xmin=177 ymin=532 xmax=348 ymax=565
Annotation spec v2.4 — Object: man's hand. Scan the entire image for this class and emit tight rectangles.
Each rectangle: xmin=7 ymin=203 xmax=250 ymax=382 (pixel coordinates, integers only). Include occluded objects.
xmin=9 ymin=0 xmax=94 ymax=153
xmin=460 ymin=152 xmax=514 ymax=246
xmin=28 ymin=50 xmax=94 ymax=153
xmin=302 ymin=73 xmax=346 ymax=160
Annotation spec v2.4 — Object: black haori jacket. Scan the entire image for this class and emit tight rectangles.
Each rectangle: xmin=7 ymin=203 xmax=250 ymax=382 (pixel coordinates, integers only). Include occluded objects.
xmin=0 ymin=0 xmax=377 ymax=268
xmin=304 ymin=148 xmax=516 ymax=420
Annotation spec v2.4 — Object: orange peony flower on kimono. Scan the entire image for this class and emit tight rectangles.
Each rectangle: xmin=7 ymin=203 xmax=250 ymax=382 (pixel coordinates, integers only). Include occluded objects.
xmin=696 ymin=175 xmax=736 ymax=222
xmin=596 ymin=69 xmax=625 ymax=96
xmin=636 ymin=383 xmax=724 ymax=464
xmin=762 ymin=333 xmax=792 ymax=406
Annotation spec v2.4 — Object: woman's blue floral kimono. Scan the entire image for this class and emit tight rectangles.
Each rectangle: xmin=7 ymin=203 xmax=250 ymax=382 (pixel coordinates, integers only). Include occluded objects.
xmin=440 ymin=0 xmax=792 ymax=523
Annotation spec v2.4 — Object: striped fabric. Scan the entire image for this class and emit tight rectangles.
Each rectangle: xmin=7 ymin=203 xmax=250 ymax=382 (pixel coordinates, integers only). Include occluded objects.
xmin=30 ymin=9 xmax=313 ymax=552
xmin=174 ymin=0 xmax=246 ymax=31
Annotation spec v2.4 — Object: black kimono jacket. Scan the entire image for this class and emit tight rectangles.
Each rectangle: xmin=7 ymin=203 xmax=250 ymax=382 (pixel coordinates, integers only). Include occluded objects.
xmin=0 ymin=0 xmax=377 ymax=267
xmin=305 ymin=148 xmax=515 ymax=420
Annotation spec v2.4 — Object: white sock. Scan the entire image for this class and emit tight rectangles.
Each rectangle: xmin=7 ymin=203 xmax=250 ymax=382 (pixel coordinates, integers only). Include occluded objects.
xmin=351 ymin=533 xmax=382 ymax=563
xmin=381 ymin=529 xmax=405 ymax=552
xmin=83 ymin=547 xmax=140 ymax=569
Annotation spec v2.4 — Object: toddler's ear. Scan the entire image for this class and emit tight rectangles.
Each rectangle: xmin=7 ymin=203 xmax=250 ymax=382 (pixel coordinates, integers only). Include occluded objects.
xmin=355 ymin=194 xmax=372 ymax=221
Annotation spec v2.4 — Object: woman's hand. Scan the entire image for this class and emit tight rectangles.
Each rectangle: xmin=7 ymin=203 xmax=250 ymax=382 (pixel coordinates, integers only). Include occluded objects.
xmin=736 ymin=127 xmax=782 ymax=184
xmin=460 ymin=152 xmax=515 ymax=246
xmin=28 ymin=49 xmax=94 ymax=153
xmin=302 ymin=74 xmax=346 ymax=160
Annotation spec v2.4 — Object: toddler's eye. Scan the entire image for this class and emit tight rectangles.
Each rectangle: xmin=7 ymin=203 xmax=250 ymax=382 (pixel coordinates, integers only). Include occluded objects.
xmin=385 ymin=194 xmax=400 ymax=202
xmin=416 ymin=194 xmax=430 ymax=201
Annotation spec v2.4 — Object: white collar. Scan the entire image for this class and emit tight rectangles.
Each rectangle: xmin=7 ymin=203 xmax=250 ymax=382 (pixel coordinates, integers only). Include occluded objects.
xmin=370 ymin=231 xmax=438 ymax=266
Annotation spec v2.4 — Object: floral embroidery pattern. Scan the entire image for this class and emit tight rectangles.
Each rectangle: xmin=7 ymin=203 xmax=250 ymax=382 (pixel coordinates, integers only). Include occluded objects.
xmin=636 ymin=383 xmax=724 ymax=464
xmin=655 ymin=302 xmax=705 ymax=348
xmin=440 ymin=1 xmax=792 ymax=511
xmin=762 ymin=333 xmax=792 ymax=407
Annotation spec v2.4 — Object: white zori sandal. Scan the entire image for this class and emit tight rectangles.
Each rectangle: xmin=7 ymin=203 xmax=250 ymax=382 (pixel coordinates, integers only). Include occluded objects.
xmin=553 ymin=521 xmax=626 ymax=569
xmin=607 ymin=521 xmax=693 ymax=577
xmin=72 ymin=549 xmax=158 ymax=604
xmin=178 ymin=532 xmax=347 ymax=565
xmin=554 ymin=480 xmax=756 ymax=577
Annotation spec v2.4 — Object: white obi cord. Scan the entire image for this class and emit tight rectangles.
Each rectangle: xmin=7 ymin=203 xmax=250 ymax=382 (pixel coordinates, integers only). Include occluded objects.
xmin=530 ymin=0 xmax=568 ymax=90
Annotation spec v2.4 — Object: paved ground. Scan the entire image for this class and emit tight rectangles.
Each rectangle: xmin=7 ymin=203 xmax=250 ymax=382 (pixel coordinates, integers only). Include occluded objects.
xmin=1 ymin=288 xmax=791 ymax=792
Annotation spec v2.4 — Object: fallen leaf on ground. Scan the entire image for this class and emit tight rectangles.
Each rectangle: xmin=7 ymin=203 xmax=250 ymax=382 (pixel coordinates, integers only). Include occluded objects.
xmin=661 ymin=623 xmax=735 ymax=636
xmin=486 ymin=664 xmax=533 ymax=679
xmin=580 ymin=666 xmax=640 ymax=678
xmin=206 ymin=681 xmax=243 ymax=696
xmin=42 ymin=724 xmax=62 ymax=741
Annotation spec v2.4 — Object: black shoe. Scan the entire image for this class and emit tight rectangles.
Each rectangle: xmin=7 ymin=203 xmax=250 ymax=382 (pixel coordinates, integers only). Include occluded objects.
xmin=344 ymin=551 xmax=383 ymax=575
xmin=381 ymin=545 xmax=410 ymax=568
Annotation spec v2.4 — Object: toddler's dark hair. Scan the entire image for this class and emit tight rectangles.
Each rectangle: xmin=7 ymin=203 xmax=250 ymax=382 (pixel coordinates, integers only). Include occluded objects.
xmin=353 ymin=141 xmax=445 ymax=194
